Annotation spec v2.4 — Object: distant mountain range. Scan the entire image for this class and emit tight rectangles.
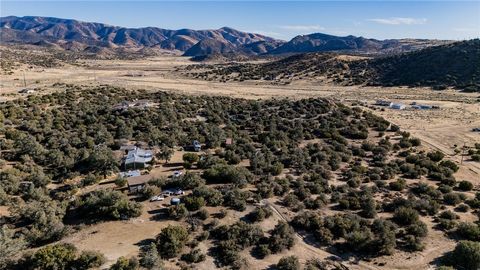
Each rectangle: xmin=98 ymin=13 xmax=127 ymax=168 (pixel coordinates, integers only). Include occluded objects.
xmin=0 ymin=16 xmax=451 ymax=57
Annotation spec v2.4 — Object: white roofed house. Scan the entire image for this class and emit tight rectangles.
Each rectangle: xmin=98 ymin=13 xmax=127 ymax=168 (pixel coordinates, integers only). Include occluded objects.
xmin=123 ymin=147 xmax=154 ymax=169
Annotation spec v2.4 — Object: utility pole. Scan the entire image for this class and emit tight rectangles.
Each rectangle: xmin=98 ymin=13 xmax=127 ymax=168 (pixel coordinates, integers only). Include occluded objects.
xmin=461 ymin=141 xmax=466 ymax=165
xmin=93 ymin=60 xmax=97 ymax=82
xmin=23 ymin=71 xmax=27 ymax=88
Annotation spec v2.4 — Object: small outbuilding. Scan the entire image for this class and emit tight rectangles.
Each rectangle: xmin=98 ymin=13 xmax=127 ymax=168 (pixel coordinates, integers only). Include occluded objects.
xmin=171 ymin=198 xmax=181 ymax=205
xmin=375 ymin=100 xmax=393 ymax=107
xmin=127 ymin=174 xmax=152 ymax=193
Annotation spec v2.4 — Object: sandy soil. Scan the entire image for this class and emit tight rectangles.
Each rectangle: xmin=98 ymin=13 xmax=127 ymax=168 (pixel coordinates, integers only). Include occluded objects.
xmin=62 ymin=201 xmax=176 ymax=266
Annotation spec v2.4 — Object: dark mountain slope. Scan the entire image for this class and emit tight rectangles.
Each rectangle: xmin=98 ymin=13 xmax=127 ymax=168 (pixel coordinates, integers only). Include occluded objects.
xmin=183 ymin=38 xmax=236 ymax=56
xmin=364 ymin=39 xmax=480 ymax=90
xmin=185 ymin=39 xmax=480 ymax=91
xmin=269 ymin=33 xmax=382 ymax=54
xmin=269 ymin=32 xmax=450 ymax=55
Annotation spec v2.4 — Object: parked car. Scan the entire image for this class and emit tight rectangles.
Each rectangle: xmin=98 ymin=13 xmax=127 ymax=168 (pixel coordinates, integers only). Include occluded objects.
xmin=174 ymin=189 xmax=185 ymax=195
xmin=162 ymin=191 xmax=173 ymax=197
xmin=172 ymin=171 xmax=183 ymax=178
xmin=150 ymin=195 xmax=165 ymax=202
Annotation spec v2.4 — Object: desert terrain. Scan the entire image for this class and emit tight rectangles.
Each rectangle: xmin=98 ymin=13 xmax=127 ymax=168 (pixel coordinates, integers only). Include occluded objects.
xmin=2 ymin=53 xmax=479 ymax=175
xmin=1 ymin=52 xmax=479 ymax=270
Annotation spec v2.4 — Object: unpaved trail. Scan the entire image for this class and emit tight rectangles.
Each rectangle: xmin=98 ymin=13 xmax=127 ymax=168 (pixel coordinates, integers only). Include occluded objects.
xmin=264 ymin=200 xmax=381 ymax=270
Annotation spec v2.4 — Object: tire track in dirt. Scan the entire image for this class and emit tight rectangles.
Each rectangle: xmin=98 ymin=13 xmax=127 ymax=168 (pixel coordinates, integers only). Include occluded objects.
xmin=263 ymin=200 xmax=381 ymax=270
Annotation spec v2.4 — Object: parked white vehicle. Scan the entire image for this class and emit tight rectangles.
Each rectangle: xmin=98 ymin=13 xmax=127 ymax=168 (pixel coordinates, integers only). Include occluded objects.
xmin=174 ymin=189 xmax=185 ymax=195
xmin=150 ymin=195 xmax=165 ymax=202
xmin=162 ymin=191 xmax=173 ymax=197
xmin=172 ymin=171 xmax=183 ymax=178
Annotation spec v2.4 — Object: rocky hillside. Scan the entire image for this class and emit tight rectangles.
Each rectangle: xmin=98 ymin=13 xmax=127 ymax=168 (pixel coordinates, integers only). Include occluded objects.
xmin=183 ymin=39 xmax=480 ymax=91
xmin=0 ymin=16 xmax=279 ymax=55
xmin=269 ymin=32 xmax=450 ymax=55
xmin=364 ymin=39 xmax=480 ymax=91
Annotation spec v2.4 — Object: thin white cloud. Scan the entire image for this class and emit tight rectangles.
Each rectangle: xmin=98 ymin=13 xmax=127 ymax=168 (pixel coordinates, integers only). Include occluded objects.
xmin=278 ymin=25 xmax=325 ymax=31
xmin=452 ymin=27 xmax=478 ymax=33
xmin=326 ymin=30 xmax=349 ymax=36
xmin=243 ymin=29 xmax=285 ymax=39
xmin=368 ymin=17 xmax=427 ymax=25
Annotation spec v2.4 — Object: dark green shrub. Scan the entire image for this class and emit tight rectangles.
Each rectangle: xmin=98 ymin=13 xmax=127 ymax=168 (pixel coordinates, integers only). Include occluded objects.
xmin=458 ymin=180 xmax=473 ymax=191
xmin=29 ymin=243 xmax=77 ymax=270
xmin=75 ymin=250 xmax=106 ymax=269
xmin=456 ymin=222 xmax=480 ymax=241
xmin=156 ymin=225 xmax=189 ymax=258
xmin=167 ymin=204 xmax=189 ymax=220
xmin=109 ymin=257 xmax=138 ymax=270
xmin=183 ymin=196 xmax=206 ymax=211
xmin=139 ymin=243 xmax=162 ymax=269
xmin=248 ymin=206 xmax=272 ymax=222
xmin=180 ymin=248 xmax=206 ymax=264
xmin=393 ymin=207 xmax=419 ymax=226
xmin=276 ymin=256 xmax=300 ymax=270
xmin=443 ymin=241 xmax=480 ymax=270
xmin=389 ymin=178 xmax=406 ymax=191
xmin=268 ymin=221 xmax=296 ymax=253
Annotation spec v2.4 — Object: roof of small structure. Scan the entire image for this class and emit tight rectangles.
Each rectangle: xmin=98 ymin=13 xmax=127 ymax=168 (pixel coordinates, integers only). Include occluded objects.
xmin=127 ymin=174 xmax=152 ymax=186
xmin=124 ymin=147 xmax=153 ymax=164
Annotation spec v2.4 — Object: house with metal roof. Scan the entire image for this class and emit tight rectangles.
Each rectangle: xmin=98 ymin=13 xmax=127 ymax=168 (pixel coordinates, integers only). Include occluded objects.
xmin=193 ymin=140 xmax=201 ymax=152
xmin=124 ymin=147 xmax=154 ymax=169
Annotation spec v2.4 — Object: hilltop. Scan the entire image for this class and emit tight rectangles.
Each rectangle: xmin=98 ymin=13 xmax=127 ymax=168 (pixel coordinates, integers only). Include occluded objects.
xmin=0 ymin=16 xmax=279 ymax=56
xmin=269 ymin=32 xmax=449 ymax=55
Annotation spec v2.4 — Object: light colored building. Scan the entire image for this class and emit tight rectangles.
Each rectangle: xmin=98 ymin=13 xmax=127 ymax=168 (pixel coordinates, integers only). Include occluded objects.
xmin=193 ymin=140 xmax=201 ymax=152
xmin=124 ymin=147 xmax=153 ymax=169
xmin=390 ymin=103 xmax=406 ymax=110
xmin=113 ymin=100 xmax=153 ymax=111
xmin=19 ymin=88 xmax=35 ymax=94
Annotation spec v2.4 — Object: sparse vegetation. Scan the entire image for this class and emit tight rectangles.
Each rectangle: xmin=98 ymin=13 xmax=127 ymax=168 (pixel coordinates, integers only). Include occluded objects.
xmin=0 ymin=84 xmax=476 ymax=269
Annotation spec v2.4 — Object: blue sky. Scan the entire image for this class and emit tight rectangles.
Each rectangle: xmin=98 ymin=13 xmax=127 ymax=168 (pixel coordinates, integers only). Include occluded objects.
xmin=1 ymin=1 xmax=479 ymax=40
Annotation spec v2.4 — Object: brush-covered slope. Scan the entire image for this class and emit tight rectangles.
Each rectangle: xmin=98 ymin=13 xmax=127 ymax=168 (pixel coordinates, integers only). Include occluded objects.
xmin=269 ymin=32 xmax=450 ymax=55
xmin=365 ymin=39 xmax=480 ymax=90
xmin=185 ymin=39 xmax=480 ymax=91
